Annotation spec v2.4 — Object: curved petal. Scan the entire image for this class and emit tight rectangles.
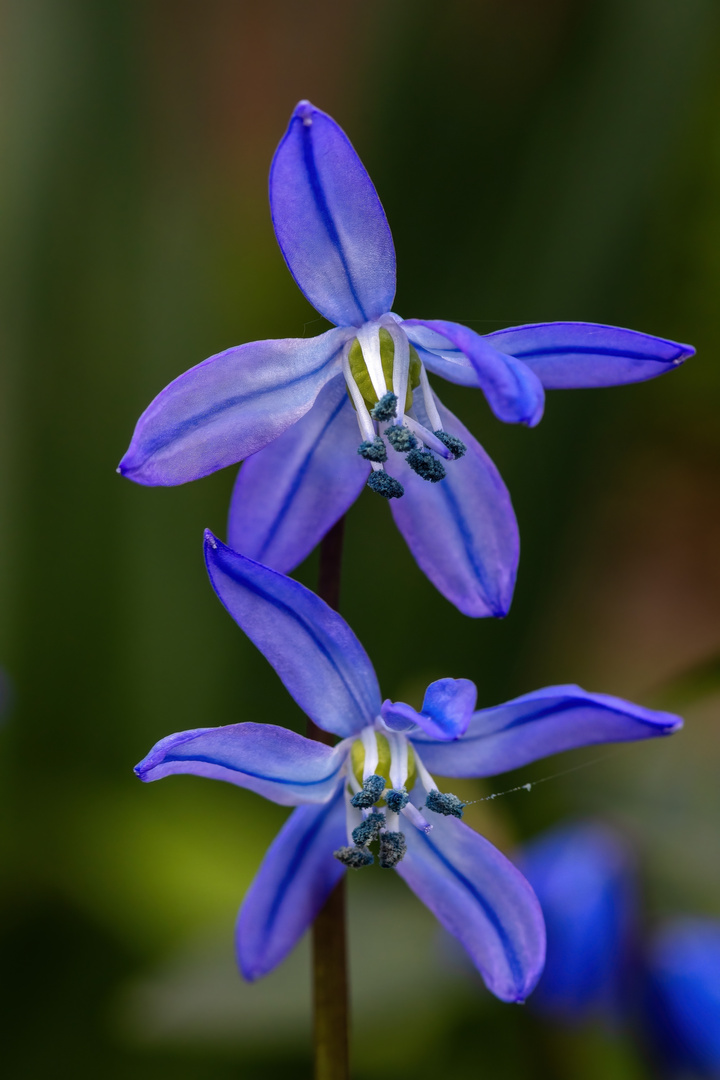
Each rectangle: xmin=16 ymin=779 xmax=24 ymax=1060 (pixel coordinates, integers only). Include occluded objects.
xmin=237 ymin=784 xmax=346 ymax=980
xmin=520 ymin=821 xmax=636 ymax=1021
xmin=389 ymin=397 xmax=519 ymax=618
xmin=403 ymin=318 xmax=544 ymax=426
xmin=134 ymin=722 xmax=350 ymax=806
xmin=396 ymin=813 xmax=545 ymax=1002
xmin=484 ymin=321 xmax=694 ymax=389
xmin=401 ymin=322 xmax=481 ymax=388
xmin=205 ymin=534 xmax=381 ymax=737
xmin=270 ymin=100 xmax=395 ymax=328
xmin=381 ymin=678 xmax=477 ymax=741
xmin=118 ymin=327 xmax=350 ymax=486
xmin=410 ymin=684 xmax=683 ymax=777
xmin=227 ymin=375 xmax=369 ymax=574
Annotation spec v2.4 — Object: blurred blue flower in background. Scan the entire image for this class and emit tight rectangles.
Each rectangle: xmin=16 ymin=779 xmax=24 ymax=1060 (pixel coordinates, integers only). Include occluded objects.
xmin=119 ymin=101 xmax=694 ymax=618
xmin=520 ymin=820 xmax=637 ymax=1023
xmin=648 ymin=919 xmax=720 ymax=1077
xmin=520 ymin=820 xmax=720 ymax=1077
xmin=134 ymin=532 xmax=682 ymax=1004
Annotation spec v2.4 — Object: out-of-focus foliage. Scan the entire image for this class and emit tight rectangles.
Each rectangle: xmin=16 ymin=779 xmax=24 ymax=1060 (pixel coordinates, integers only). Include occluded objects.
xmin=1 ymin=1 xmax=719 ymax=1076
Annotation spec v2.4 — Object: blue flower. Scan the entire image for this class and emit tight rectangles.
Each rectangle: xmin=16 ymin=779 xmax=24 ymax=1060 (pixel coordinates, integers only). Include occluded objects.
xmin=118 ymin=101 xmax=694 ymax=618
xmin=648 ymin=919 xmax=720 ymax=1076
xmin=520 ymin=821 xmax=638 ymax=1022
xmin=134 ymin=531 xmax=683 ymax=1002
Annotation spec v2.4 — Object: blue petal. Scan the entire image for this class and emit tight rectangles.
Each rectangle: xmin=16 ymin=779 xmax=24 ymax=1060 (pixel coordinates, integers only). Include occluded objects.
xmin=135 ymin=722 xmax=350 ymax=806
xmin=400 ymin=322 xmax=481 ymax=388
xmin=270 ymin=101 xmax=396 ymax=328
xmin=484 ymin=322 xmax=694 ymax=389
xmin=411 ymin=684 xmax=683 ymax=777
xmin=403 ymin=318 xmax=544 ymax=426
xmin=237 ymin=784 xmax=346 ymax=980
xmin=648 ymin=919 xmax=720 ymax=1074
xmin=520 ymin=821 xmax=636 ymax=1021
xmin=381 ymin=678 xmax=477 ymax=741
xmin=204 ymin=534 xmax=381 ymax=738
xmin=227 ymin=375 xmax=368 ymax=574
xmin=389 ymin=396 xmax=519 ymax=618
xmin=396 ymin=813 xmax=545 ymax=1002
xmin=119 ymin=327 xmax=350 ymax=486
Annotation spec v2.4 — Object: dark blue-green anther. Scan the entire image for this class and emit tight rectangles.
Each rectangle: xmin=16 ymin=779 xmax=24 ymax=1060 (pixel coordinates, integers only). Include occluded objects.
xmin=371 ymin=391 xmax=397 ymax=422
xmin=385 ymin=425 xmax=417 ymax=453
xmin=385 ymin=788 xmax=409 ymax=813
xmin=406 ymin=448 xmax=446 ymax=482
xmin=334 ymin=845 xmax=374 ymax=868
xmin=357 ymin=436 xmax=387 ymax=463
xmin=425 ymin=790 xmax=465 ymax=819
xmin=352 ymin=810 xmax=385 ymax=846
xmin=434 ymin=430 xmax=467 ymax=459
xmin=379 ymin=831 xmax=407 ymax=868
xmin=367 ymin=472 xmax=404 ymax=499
xmin=350 ymin=773 xmax=386 ymax=808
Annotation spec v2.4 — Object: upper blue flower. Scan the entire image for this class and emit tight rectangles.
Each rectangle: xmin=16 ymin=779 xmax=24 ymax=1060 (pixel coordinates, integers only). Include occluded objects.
xmin=119 ymin=100 xmax=695 ymax=617
xmin=134 ymin=532 xmax=683 ymax=1004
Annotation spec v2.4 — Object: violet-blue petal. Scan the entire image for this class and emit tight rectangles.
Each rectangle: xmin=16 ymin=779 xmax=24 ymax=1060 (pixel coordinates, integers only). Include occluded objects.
xmin=484 ymin=321 xmax=694 ymax=389
xmin=647 ymin=919 xmax=720 ymax=1075
xmin=237 ymin=784 xmax=346 ymax=980
xmin=520 ymin=821 xmax=636 ymax=1021
xmin=401 ymin=322 xmax=481 ymax=388
xmin=380 ymin=699 xmax=421 ymax=733
xmin=118 ymin=327 xmax=350 ymax=486
xmin=389 ymin=397 xmax=518 ymax=618
xmin=403 ymin=318 xmax=544 ymax=426
xmin=411 ymin=684 xmax=683 ymax=777
xmin=227 ymin=375 xmax=368 ymax=574
xmin=134 ymin=722 xmax=350 ymax=806
xmin=396 ymin=813 xmax=545 ymax=1003
xmin=381 ymin=679 xmax=477 ymax=741
xmin=270 ymin=100 xmax=395 ymax=328
xmin=204 ymin=534 xmax=381 ymax=737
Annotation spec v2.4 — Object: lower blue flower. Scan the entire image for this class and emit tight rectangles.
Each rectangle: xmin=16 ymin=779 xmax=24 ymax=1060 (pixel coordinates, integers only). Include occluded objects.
xmin=134 ymin=534 xmax=683 ymax=1004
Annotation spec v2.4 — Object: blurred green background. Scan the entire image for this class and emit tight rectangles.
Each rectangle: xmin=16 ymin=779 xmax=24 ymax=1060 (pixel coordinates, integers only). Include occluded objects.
xmin=1 ymin=0 xmax=719 ymax=1076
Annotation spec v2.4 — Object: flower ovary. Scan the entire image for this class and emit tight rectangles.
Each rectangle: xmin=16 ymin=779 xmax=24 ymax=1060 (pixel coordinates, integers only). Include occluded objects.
xmin=433 ymin=430 xmax=467 ymax=459
xmin=357 ymin=436 xmax=387 ymax=463
xmin=367 ymin=472 xmax=404 ymax=499
xmin=425 ymin=790 xmax=465 ymax=819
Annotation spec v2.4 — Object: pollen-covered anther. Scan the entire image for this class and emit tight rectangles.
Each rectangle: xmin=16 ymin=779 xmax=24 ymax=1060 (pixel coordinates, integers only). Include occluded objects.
xmin=425 ymin=790 xmax=465 ymax=819
xmin=385 ymin=788 xmax=410 ymax=813
xmin=406 ymin=449 xmax=446 ymax=483
xmin=352 ymin=810 xmax=385 ymax=846
xmin=357 ymin=436 xmax=387 ymax=463
xmin=367 ymin=472 xmax=404 ymax=499
xmin=350 ymin=773 xmax=386 ymax=808
xmin=385 ymin=425 xmax=417 ymax=453
xmin=371 ymin=391 xmax=398 ymax=422
xmin=379 ymin=831 xmax=407 ymax=868
xmin=334 ymin=845 xmax=374 ymax=868
xmin=433 ymin=430 xmax=467 ymax=459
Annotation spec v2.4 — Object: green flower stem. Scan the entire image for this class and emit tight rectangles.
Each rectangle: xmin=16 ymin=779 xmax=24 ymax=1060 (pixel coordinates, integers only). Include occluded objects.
xmin=308 ymin=516 xmax=350 ymax=1080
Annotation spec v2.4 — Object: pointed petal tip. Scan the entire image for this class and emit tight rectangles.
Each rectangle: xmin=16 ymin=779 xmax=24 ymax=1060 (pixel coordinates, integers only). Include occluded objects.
xmin=293 ymin=99 xmax=315 ymax=120
xmin=203 ymin=527 xmax=218 ymax=549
